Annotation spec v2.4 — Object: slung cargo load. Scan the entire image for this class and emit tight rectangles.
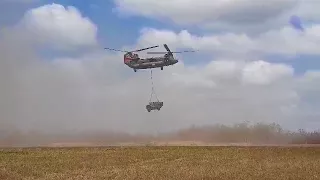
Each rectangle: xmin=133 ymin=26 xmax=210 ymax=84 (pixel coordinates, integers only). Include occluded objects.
xmin=146 ymin=70 xmax=163 ymax=112
xmin=146 ymin=101 xmax=163 ymax=112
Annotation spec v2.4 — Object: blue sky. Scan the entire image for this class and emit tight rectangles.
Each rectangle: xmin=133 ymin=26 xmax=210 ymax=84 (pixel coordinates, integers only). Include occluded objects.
xmin=41 ymin=0 xmax=180 ymax=48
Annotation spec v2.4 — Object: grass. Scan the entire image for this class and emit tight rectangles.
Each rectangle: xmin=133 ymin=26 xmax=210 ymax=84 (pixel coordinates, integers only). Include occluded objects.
xmin=1 ymin=146 xmax=320 ymax=180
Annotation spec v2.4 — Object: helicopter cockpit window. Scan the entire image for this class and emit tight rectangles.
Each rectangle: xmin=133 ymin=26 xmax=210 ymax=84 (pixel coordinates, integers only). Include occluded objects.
xmin=125 ymin=53 xmax=133 ymax=58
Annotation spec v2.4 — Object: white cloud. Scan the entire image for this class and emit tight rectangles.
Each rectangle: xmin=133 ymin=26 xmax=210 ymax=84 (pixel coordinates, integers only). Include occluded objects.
xmin=137 ymin=26 xmax=320 ymax=56
xmin=241 ymin=60 xmax=294 ymax=85
xmin=113 ymin=0 xmax=320 ymax=33
xmin=1 ymin=2 xmax=320 ymax=139
xmin=19 ymin=3 xmax=98 ymax=50
xmin=114 ymin=0 xmax=297 ymax=25
xmin=114 ymin=0 xmax=320 ymax=35
xmin=291 ymin=1 xmax=320 ymax=22
xmin=165 ymin=59 xmax=294 ymax=90
xmin=2 ymin=26 xmax=303 ymax=134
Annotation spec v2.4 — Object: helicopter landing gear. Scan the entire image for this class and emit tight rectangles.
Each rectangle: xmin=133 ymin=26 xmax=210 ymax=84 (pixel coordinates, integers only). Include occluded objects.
xmin=161 ymin=67 xmax=163 ymax=70
xmin=134 ymin=69 xmax=137 ymax=72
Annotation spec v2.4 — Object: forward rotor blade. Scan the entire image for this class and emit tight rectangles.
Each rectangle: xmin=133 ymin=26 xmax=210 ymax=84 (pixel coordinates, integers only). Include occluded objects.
xmin=104 ymin=45 xmax=159 ymax=53
xmin=104 ymin=47 xmax=128 ymax=52
xmin=132 ymin=45 xmax=159 ymax=52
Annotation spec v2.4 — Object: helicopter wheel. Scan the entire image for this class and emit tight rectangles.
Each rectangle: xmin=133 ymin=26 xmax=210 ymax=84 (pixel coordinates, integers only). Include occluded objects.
xmin=134 ymin=69 xmax=137 ymax=72
xmin=161 ymin=67 xmax=163 ymax=70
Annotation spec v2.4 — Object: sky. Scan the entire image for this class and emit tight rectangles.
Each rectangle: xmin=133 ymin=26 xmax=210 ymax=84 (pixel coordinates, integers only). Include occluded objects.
xmin=1 ymin=0 xmax=320 ymax=135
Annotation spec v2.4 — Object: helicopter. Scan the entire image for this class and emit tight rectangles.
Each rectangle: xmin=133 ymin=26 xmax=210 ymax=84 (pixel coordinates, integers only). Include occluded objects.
xmin=104 ymin=44 xmax=195 ymax=72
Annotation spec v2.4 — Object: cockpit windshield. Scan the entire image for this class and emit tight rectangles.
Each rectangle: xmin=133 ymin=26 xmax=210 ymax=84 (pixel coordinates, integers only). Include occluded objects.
xmin=125 ymin=52 xmax=139 ymax=59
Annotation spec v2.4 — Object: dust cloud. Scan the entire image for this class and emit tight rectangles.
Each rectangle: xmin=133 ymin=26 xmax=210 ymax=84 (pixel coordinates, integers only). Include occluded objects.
xmin=1 ymin=121 xmax=320 ymax=147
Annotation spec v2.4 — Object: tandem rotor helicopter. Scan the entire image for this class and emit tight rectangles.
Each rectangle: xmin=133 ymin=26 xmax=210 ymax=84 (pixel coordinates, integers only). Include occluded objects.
xmin=104 ymin=44 xmax=196 ymax=72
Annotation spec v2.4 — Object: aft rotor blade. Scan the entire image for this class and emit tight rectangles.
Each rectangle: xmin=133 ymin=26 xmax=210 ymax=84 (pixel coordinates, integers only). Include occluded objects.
xmin=104 ymin=47 xmax=128 ymax=52
xmin=147 ymin=50 xmax=196 ymax=54
xmin=147 ymin=52 xmax=167 ymax=54
xmin=104 ymin=45 xmax=159 ymax=53
xmin=132 ymin=45 xmax=159 ymax=52
xmin=171 ymin=50 xmax=197 ymax=53
xmin=164 ymin=44 xmax=172 ymax=54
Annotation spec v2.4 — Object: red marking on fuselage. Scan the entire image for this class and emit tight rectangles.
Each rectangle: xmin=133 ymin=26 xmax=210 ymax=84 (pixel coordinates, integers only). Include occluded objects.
xmin=124 ymin=53 xmax=139 ymax=64
xmin=124 ymin=57 xmax=132 ymax=64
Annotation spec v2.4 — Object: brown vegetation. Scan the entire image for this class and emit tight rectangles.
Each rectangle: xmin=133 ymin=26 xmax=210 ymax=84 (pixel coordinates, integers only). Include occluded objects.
xmin=1 ymin=146 xmax=320 ymax=179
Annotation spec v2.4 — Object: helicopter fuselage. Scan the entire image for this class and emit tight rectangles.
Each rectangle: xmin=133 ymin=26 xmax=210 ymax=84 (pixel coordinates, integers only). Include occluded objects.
xmin=106 ymin=44 xmax=194 ymax=72
xmin=124 ymin=55 xmax=178 ymax=72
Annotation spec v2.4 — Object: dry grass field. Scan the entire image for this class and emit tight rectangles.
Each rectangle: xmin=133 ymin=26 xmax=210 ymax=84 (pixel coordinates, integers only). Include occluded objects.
xmin=1 ymin=146 xmax=320 ymax=180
